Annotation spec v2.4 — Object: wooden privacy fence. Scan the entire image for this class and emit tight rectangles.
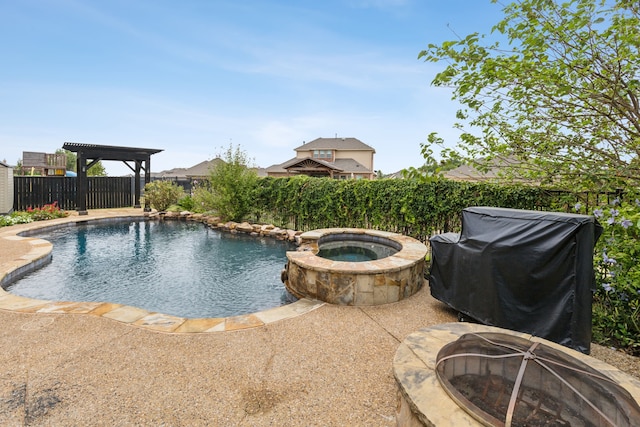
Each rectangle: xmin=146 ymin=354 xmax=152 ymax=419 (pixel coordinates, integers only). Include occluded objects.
xmin=14 ymin=176 xmax=133 ymax=211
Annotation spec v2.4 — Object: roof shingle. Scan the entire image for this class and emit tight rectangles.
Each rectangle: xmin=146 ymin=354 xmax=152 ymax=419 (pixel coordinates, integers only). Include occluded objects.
xmin=294 ymin=137 xmax=375 ymax=152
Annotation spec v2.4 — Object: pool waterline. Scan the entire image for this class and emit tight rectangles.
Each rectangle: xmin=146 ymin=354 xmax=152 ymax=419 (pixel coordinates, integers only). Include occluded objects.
xmin=316 ymin=239 xmax=400 ymax=262
xmin=0 ymin=210 xmax=324 ymax=333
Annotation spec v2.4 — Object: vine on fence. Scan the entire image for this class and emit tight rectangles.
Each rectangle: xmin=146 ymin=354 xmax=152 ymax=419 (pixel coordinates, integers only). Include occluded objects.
xmin=252 ymin=176 xmax=555 ymax=241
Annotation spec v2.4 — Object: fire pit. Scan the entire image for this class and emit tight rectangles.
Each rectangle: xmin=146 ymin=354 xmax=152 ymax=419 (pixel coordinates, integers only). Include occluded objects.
xmin=436 ymin=332 xmax=640 ymax=426
xmin=394 ymin=323 xmax=640 ymax=426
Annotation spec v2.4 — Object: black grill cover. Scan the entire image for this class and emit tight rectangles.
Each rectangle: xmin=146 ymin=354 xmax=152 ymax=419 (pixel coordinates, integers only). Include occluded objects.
xmin=429 ymin=207 xmax=602 ymax=354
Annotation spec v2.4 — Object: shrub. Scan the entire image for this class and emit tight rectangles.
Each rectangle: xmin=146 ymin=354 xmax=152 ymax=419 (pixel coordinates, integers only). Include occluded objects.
xmin=177 ymin=194 xmax=195 ymax=211
xmin=143 ymin=180 xmax=184 ymax=212
xmin=0 ymin=213 xmax=33 ymax=227
xmin=592 ymin=197 xmax=640 ymax=355
xmin=198 ymin=145 xmax=258 ymax=221
xmin=191 ymin=182 xmax=217 ymax=213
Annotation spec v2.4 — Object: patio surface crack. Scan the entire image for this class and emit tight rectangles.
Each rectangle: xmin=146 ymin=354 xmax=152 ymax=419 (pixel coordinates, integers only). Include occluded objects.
xmin=358 ymin=307 xmax=403 ymax=344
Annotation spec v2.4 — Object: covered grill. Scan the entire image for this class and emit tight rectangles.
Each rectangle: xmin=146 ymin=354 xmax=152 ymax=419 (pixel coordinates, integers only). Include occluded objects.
xmin=429 ymin=207 xmax=602 ymax=353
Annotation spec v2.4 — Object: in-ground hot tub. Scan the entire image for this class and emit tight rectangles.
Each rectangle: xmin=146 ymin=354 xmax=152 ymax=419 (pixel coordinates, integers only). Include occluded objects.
xmin=282 ymin=228 xmax=428 ymax=305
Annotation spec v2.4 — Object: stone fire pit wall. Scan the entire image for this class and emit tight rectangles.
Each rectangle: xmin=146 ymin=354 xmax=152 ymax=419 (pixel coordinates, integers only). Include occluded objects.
xmin=284 ymin=228 xmax=428 ymax=306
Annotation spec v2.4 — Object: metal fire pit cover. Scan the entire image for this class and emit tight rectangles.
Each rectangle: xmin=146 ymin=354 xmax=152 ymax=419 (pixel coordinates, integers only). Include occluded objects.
xmin=435 ymin=332 xmax=640 ymax=427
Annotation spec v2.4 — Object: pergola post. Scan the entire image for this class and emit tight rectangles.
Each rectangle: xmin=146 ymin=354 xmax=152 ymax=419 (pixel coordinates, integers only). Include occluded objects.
xmin=144 ymin=155 xmax=151 ymax=212
xmin=76 ymin=151 xmax=88 ymax=215
xmin=134 ymin=161 xmax=142 ymax=209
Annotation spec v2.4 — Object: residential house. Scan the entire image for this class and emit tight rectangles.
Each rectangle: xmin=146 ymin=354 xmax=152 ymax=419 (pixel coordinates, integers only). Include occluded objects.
xmin=265 ymin=137 xmax=376 ymax=179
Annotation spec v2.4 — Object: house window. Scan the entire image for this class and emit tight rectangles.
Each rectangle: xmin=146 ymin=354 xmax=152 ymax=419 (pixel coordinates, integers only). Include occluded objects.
xmin=313 ymin=150 xmax=332 ymax=160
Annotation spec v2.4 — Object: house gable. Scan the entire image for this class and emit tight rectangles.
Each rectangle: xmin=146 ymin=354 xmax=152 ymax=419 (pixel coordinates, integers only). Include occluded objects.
xmin=280 ymin=157 xmax=343 ymax=178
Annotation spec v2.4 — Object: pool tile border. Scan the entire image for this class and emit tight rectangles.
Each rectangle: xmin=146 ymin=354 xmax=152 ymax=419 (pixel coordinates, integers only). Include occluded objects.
xmin=0 ymin=210 xmax=325 ymax=333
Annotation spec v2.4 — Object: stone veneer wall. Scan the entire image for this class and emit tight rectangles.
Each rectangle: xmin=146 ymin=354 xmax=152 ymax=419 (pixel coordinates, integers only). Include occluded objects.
xmin=285 ymin=256 xmax=424 ymax=305
xmin=284 ymin=229 xmax=428 ymax=306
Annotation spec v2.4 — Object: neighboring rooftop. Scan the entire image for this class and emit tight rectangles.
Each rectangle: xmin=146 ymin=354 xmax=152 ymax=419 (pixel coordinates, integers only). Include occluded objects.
xmin=151 ymin=158 xmax=223 ymax=179
xmin=443 ymin=156 xmax=527 ymax=182
xmin=294 ymin=137 xmax=376 ymax=152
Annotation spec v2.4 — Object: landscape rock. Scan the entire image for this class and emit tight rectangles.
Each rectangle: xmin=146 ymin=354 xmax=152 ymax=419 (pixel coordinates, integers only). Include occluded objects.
xmin=235 ymin=222 xmax=254 ymax=233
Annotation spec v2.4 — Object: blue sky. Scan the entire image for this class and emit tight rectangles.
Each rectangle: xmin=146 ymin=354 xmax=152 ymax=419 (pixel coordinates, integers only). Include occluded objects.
xmin=0 ymin=0 xmax=504 ymax=176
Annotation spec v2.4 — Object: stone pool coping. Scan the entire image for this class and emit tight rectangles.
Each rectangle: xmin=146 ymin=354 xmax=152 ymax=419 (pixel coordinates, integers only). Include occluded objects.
xmin=0 ymin=209 xmax=324 ymax=333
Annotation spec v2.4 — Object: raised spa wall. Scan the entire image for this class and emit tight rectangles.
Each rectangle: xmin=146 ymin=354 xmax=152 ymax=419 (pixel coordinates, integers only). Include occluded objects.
xmin=283 ymin=228 xmax=428 ymax=306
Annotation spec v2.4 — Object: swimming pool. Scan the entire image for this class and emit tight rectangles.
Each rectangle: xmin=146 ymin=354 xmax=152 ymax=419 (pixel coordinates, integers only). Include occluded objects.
xmin=7 ymin=220 xmax=296 ymax=318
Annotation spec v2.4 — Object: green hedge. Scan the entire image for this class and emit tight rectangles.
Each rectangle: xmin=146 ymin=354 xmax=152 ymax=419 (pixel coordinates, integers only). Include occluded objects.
xmin=252 ymin=176 xmax=559 ymax=241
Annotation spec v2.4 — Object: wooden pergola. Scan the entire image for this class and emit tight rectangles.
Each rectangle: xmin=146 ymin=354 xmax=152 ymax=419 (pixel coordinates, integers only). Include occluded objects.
xmin=62 ymin=142 xmax=163 ymax=215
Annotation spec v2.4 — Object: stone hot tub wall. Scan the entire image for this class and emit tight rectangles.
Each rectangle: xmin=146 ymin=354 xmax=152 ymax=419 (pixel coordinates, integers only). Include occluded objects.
xmin=283 ymin=228 xmax=428 ymax=306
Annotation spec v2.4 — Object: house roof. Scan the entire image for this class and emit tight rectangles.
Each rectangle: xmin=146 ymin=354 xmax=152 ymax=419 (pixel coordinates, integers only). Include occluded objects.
xmin=294 ymin=137 xmax=375 ymax=153
xmin=332 ymin=158 xmax=371 ymax=173
xmin=151 ymin=158 xmax=223 ymax=179
xmin=385 ymin=170 xmax=405 ymax=179
xmin=151 ymin=167 xmax=188 ymax=178
xmin=443 ymin=156 xmax=524 ymax=181
xmin=264 ymin=163 xmax=287 ymax=173
xmin=184 ymin=159 xmax=224 ymax=178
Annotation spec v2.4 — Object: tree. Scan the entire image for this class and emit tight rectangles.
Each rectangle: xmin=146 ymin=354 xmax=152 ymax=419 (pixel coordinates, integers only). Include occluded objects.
xmin=420 ymin=0 xmax=640 ymax=191
xmin=86 ymin=161 xmax=107 ymax=177
xmin=56 ymin=149 xmax=107 ymax=176
xmin=403 ymin=134 xmax=465 ymax=180
xmin=56 ymin=149 xmax=76 ymax=172
xmin=194 ymin=144 xmax=258 ymax=221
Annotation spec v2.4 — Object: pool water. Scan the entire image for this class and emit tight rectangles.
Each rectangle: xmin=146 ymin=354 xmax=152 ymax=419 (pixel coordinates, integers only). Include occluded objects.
xmin=8 ymin=220 xmax=296 ymax=318
xmin=317 ymin=240 xmax=399 ymax=262
xmin=316 ymin=245 xmax=380 ymax=262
